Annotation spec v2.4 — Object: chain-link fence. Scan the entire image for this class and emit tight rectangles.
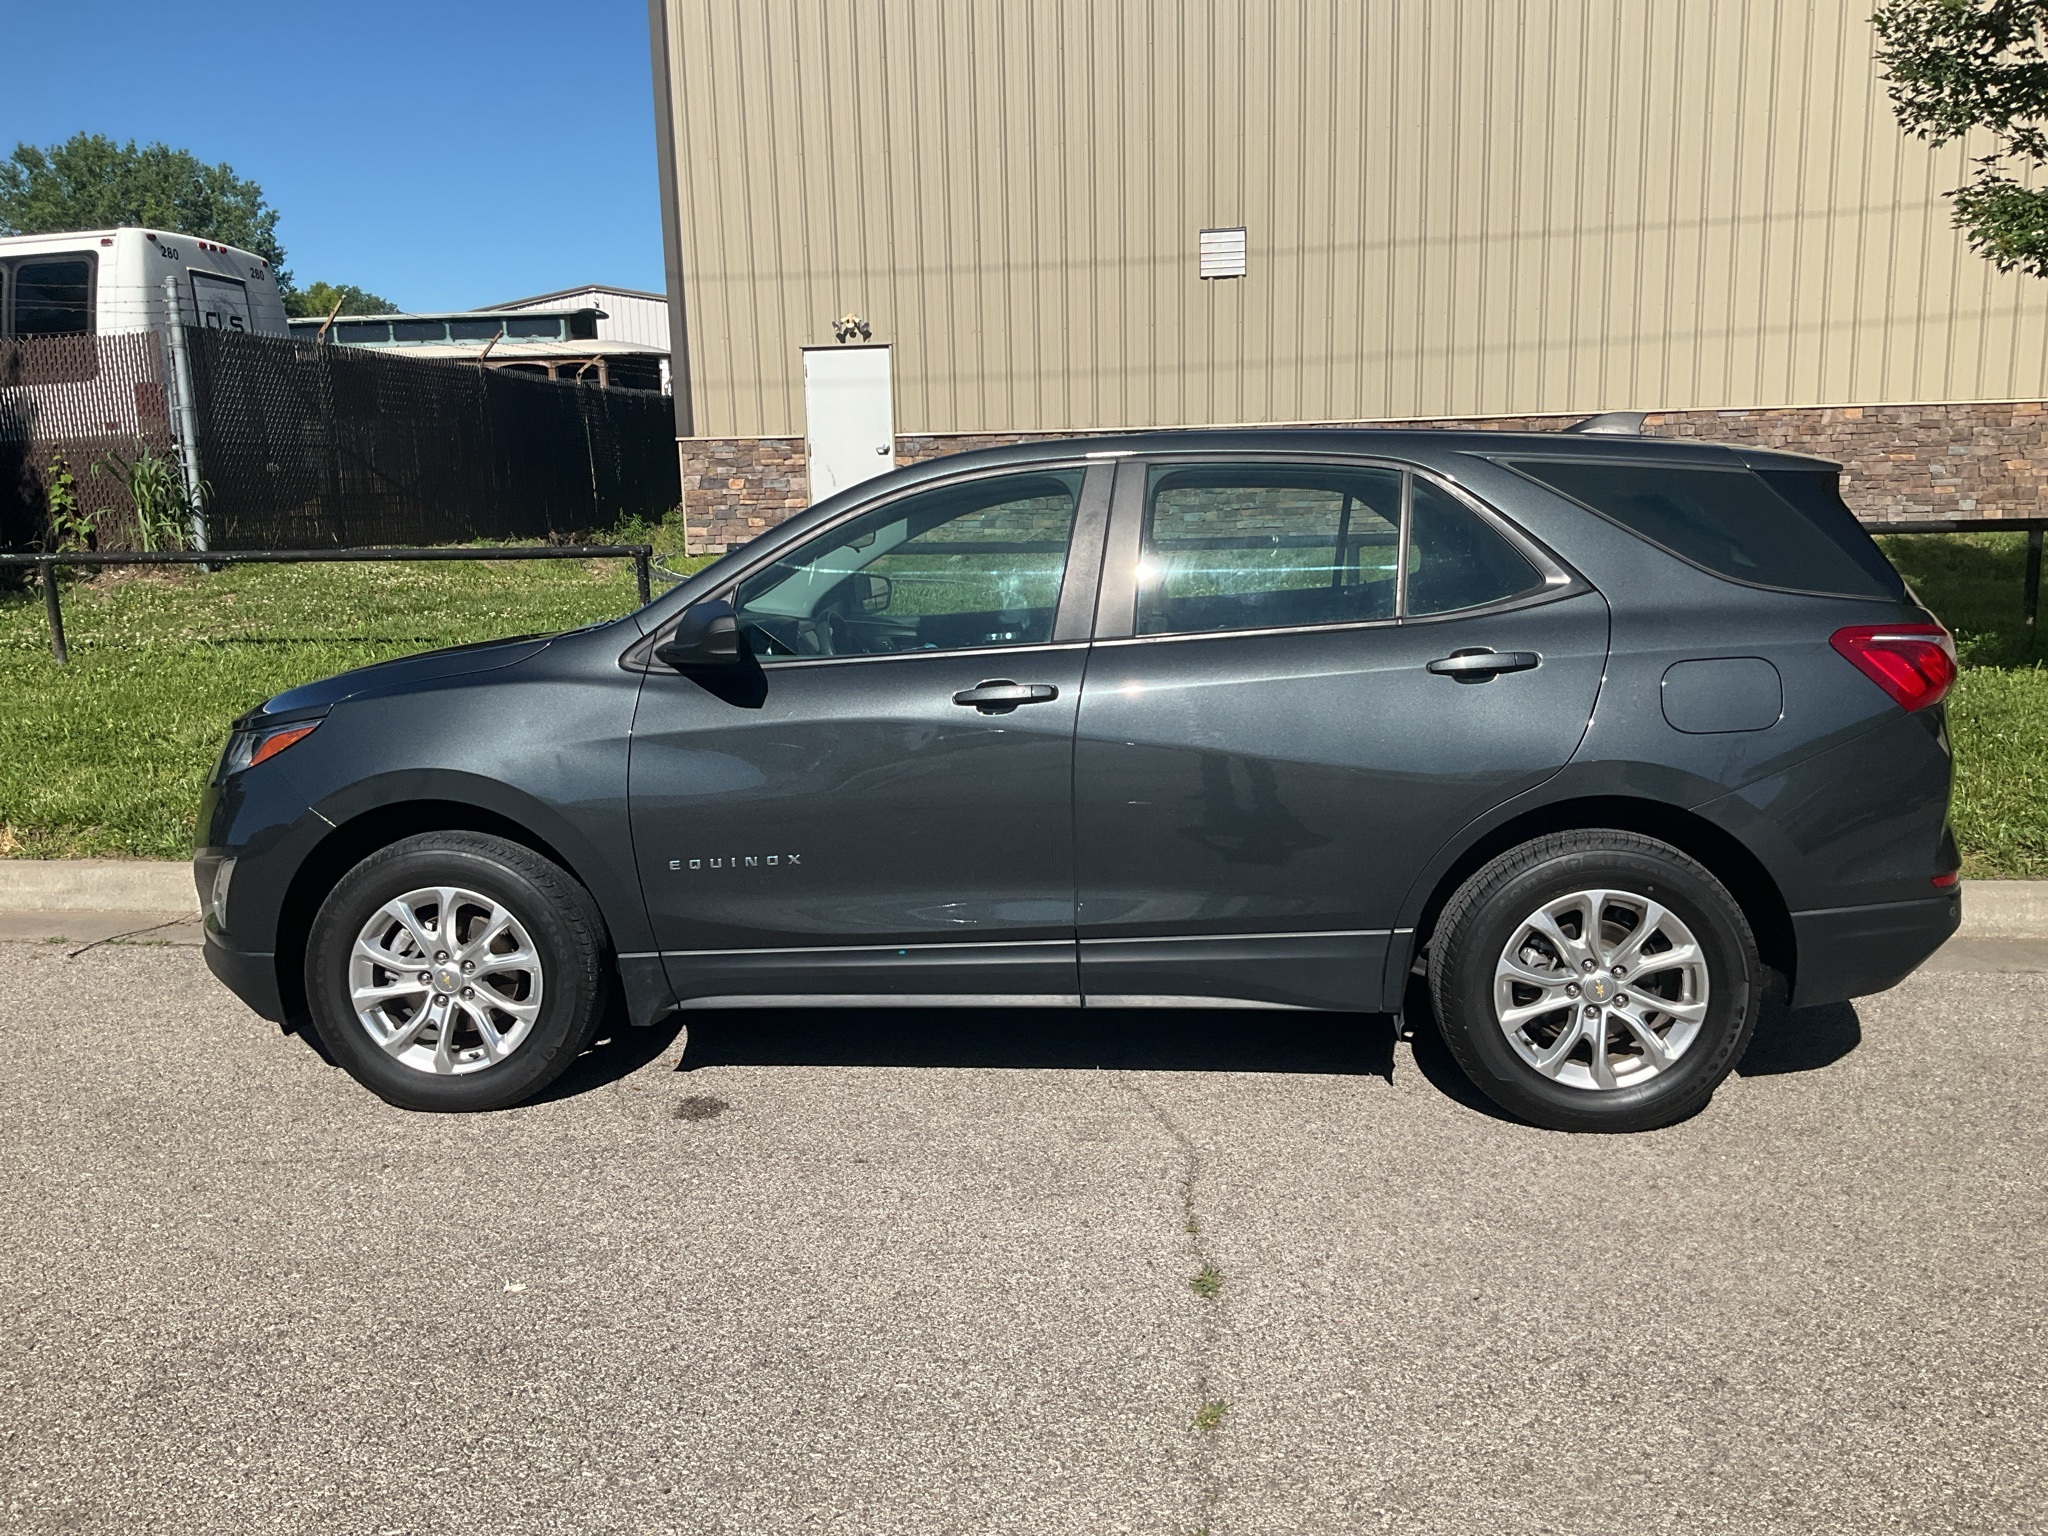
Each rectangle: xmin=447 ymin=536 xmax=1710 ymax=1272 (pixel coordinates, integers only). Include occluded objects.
xmin=0 ymin=331 xmax=178 ymax=553
xmin=0 ymin=328 xmax=680 ymax=553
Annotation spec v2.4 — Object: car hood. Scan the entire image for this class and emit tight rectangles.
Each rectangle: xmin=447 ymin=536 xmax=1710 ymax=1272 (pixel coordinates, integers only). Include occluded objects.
xmin=254 ymin=634 xmax=557 ymax=720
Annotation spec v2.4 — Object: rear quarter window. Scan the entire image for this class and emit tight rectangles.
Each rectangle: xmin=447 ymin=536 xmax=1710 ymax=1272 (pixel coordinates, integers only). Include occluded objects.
xmin=1503 ymin=459 xmax=1903 ymax=599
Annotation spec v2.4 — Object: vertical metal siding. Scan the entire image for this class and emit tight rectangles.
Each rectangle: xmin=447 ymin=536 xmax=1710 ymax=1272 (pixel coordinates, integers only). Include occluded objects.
xmin=494 ymin=289 xmax=674 ymax=349
xmin=659 ymin=0 xmax=2048 ymax=438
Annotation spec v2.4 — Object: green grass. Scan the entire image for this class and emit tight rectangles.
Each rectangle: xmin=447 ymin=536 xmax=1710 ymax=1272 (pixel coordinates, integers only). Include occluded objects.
xmin=1874 ymin=531 xmax=2048 ymax=878
xmin=2 ymin=530 xmax=2044 ymax=873
xmin=0 ymin=545 xmax=709 ymax=860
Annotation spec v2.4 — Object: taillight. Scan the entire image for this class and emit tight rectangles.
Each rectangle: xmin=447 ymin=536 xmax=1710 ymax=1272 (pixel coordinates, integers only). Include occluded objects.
xmin=1829 ymin=623 xmax=1957 ymax=712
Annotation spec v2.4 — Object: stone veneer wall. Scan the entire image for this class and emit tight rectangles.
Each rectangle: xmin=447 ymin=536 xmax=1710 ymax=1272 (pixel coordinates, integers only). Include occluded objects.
xmin=677 ymin=401 xmax=2048 ymax=553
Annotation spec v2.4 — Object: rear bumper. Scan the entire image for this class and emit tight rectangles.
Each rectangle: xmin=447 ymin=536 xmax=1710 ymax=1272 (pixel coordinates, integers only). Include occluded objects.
xmin=1788 ymin=893 xmax=1961 ymax=1009
xmin=204 ymin=932 xmax=284 ymax=1023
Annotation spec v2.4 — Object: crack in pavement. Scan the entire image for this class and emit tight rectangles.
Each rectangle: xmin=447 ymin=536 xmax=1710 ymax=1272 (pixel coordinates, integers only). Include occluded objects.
xmin=64 ymin=916 xmax=200 ymax=959
xmin=1119 ymin=1072 xmax=1227 ymax=1535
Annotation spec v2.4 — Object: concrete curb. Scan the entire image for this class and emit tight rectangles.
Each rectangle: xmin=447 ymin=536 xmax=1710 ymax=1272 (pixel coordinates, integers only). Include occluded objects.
xmin=1952 ymin=880 xmax=2048 ymax=939
xmin=0 ymin=859 xmax=2043 ymax=938
xmin=0 ymin=860 xmax=198 ymax=914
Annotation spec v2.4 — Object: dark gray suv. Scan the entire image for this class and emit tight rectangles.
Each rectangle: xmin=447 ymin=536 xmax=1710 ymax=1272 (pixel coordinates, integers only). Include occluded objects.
xmin=196 ymin=427 xmax=1961 ymax=1131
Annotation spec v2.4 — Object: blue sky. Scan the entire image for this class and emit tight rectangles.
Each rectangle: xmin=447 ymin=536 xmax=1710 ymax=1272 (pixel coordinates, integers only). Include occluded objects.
xmin=0 ymin=0 xmax=665 ymax=311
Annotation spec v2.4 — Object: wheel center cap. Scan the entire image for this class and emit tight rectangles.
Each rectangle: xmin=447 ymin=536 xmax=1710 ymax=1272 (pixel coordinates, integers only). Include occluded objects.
xmin=435 ymin=968 xmax=461 ymax=994
xmin=1585 ymin=974 xmax=1615 ymax=1004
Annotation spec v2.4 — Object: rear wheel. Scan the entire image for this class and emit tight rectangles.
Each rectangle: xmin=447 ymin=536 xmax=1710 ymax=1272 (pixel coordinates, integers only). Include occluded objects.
xmin=304 ymin=832 xmax=611 ymax=1111
xmin=1427 ymin=830 xmax=1760 ymax=1132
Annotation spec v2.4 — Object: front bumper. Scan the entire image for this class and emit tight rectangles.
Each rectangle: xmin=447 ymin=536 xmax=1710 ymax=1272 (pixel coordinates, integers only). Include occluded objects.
xmin=203 ymin=931 xmax=285 ymax=1023
xmin=1788 ymin=892 xmax=1961 ymax=1009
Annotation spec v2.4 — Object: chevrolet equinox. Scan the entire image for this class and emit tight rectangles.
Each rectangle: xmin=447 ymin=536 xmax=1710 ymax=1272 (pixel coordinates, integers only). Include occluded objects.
xmin=197 ymin=428 xmax=1961 ymax=1131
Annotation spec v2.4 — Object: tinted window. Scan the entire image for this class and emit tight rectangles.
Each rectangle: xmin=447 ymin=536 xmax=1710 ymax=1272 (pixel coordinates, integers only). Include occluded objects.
xmin=448 ymin=317 xmax=503 ymax=341
xmin=506 ymin=316 xmax=561 ymax=339
xmin=12 ymin=258 xmax=92 ymax=335
xmin=1507 ymin=459 xmax=1897 ymax=598
xmin=1753 ymin=468 xmax=1907 ymax=598
xmin=736 ymin=471 xmax=1082 ymax=660
xmin=1406 ymin=479 xmax=1545 ymax=615
xmin=390 ymin=319 xmax=446 ymax=342
xmin=1137 ymin=465 xmax=1402 ymax=635
xmin=333 ymin=320 xmax=391 ymax=344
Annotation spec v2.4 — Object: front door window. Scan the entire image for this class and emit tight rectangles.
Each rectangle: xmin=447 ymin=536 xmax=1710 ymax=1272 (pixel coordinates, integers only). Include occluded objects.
xmin=735 ymin=470 xmax=1084 ymax=660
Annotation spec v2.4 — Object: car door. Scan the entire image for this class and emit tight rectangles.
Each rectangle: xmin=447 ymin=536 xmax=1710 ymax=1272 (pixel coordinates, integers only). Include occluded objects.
xmin=628 ymin=462 xmax=1110 ymax=1007
xmin=1073 ymin=455 xmax=1610 ymax=1011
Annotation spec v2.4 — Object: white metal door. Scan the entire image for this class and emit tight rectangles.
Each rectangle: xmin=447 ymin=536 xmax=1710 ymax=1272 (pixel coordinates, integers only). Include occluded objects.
xmin=803 ymin=344 xmax=894 ymax=504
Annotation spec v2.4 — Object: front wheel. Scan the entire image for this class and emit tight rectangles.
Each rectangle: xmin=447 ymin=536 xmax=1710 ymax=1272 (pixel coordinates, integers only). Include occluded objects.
xmin=304 ymin=832 xmax=612 ymax=1112
xmin=1427 ymin=830 xmax=1761 ymax=1132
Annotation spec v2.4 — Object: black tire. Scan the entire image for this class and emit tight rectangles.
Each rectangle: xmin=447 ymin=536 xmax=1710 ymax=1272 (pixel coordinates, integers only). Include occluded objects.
xmin=304 ymin=832 xmax=612 ymax=1112
xmin=1427 ymin=830 xmax=1760 ymax=1133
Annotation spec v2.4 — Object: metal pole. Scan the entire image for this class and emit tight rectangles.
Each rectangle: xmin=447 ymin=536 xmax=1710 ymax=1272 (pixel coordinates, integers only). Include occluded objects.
xmin=635 ymin=551 xmax=652 ymax=607
xmin=2026 ymin=529 xmax=2043 ymax=640
xmin=40 ymin=560 xmax=66 ymax=664
xmin=161 ymin=277 xmax=209 ymax=553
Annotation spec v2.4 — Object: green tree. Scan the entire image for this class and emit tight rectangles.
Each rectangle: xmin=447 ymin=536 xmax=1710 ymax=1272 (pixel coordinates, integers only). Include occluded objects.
xmin=284 ymin=281 xmax=398 ymax=319
xmin=1874 ymin=0 xmax=2048 ymax=278
xmin=0 ymin=133 xmax=289 ymax=285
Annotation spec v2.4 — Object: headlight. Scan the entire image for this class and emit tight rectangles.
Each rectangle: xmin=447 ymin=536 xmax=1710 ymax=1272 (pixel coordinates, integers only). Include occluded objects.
xmin=220 ymin=718 xmax=322 ymax=778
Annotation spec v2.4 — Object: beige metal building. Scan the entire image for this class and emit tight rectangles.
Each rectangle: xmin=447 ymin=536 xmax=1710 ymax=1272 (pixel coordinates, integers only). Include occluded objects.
xmin=647 ymin=0 xmax=2047 ymax=441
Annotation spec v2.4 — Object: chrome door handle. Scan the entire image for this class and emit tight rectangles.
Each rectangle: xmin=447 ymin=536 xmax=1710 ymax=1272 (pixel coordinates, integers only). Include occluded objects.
xmin=952 ymin=679 xmax=1060 ymax=713
xmin=1426 ymin=648 xmax=1540 ymax=682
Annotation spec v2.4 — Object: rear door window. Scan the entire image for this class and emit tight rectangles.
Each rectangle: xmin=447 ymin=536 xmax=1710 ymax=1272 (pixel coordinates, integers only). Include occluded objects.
xmin=1505 ymin=458 xmax=1901 ymax=598
xmin=1406 ymin=478 xmax=1545 ymax=615
xmin=1134 ymin=463 xmax=1548 ymax=637
xmin=1138 ymin=465 xmax=1404 ymax=635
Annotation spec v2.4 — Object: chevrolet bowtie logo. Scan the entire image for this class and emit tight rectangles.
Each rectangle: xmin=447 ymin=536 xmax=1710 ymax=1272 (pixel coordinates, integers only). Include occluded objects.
xmin=668 ymin=853 xmax=802 ymax=871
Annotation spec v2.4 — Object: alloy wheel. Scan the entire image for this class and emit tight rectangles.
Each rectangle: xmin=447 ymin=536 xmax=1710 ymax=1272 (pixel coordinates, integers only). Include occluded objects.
xmin=347 ymin=885 xmax=545 ymax=1075
xmin=1492 ymin=888 xmax=1710 ymax=1091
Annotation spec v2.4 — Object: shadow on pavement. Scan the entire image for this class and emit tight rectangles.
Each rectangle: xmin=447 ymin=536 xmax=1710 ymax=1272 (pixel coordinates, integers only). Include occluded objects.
xmin=532 ymin=1014 xmax=689 ymax=1103
xmin=671 ymin=1005 xmax=1398 ymax=1079
xmin=1395 ymin=972 xmax=1520 ymax=1122
xmin=1736 ymin=1000 xmax=1862 ymax=1076
xmin=281 ymin=986 xmax=1859 ymax=1107
xmin=277 ymin=1002 xmax=695 ymax=1107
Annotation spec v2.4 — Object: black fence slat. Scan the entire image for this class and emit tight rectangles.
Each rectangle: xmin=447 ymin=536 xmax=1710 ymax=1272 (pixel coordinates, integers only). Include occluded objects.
xmin=3 ymin=328 xmax=679 ymax=553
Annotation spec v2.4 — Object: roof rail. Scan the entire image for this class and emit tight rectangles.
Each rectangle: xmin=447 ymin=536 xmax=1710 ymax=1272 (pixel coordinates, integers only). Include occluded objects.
xmin=1562 ymin=410 xmax=1648 ymax=435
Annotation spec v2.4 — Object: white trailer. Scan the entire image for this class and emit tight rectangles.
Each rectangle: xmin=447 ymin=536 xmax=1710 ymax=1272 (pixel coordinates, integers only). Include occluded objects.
xmin=0 ymin=228 xmax=286 ymax=549
xmin=0 ymin=226 xmax=289 ymax=339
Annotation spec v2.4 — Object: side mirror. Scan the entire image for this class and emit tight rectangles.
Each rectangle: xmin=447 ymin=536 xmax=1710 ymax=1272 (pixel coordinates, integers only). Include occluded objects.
xmin=654 ymin=598 xmax=743 ymax=669
xmin=853 ymin=572 xmax=892 ymax=613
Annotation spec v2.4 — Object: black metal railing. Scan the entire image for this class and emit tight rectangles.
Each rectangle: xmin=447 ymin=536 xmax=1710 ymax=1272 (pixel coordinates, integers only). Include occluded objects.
xmin=1869 ymin=518 xmax=2045 ymax=633
xmin=1 ymin=544 xmax=658 ymax=664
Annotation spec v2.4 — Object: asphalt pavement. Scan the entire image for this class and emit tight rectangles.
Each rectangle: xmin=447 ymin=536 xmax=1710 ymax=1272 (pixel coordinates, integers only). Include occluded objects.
xmin=1 ymin=935 xmax=2043 ymax=1535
